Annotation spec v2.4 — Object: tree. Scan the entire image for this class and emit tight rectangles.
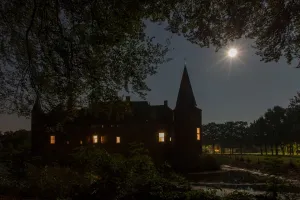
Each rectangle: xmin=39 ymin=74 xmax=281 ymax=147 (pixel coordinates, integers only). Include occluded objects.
xmin=1 ymin=0 xmax=300 ymax=117
xmin=286 ymin=92 xmax=300 ymax=154
xmin=264 ymin=106 xmax=287 ymax=155
xmin=159 ymin=0 xmax=300 ymax=67
xmin=250 ymin=117 xmax=268 ymax=155
xmin=203 ymin=122 xmax=221 ymax=154
xmin=0 ymin=0 xmax=169 ymax=116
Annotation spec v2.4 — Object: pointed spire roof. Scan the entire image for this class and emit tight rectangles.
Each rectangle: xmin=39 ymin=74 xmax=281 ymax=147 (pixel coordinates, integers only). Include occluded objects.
xmin=32 ymin=95 xmax=42 ymax=113
xmin=175 ymin=64 xmax=197 ymax=109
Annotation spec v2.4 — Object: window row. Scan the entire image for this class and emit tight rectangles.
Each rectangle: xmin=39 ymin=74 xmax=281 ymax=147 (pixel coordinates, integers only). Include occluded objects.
xmin=92 ymin=135 xmax=121 ymax=144
xmin=50 ymin=135 xmax=121 ymax=145
xmin=50 ymin=128 xmax=200 ymax=145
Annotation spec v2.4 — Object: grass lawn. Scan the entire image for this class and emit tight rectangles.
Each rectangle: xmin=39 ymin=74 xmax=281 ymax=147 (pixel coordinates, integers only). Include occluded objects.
xmin=211 ymin=154 xmax=300 ymax=179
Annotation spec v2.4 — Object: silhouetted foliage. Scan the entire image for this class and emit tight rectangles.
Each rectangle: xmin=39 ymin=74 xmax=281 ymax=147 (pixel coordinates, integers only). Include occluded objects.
xmin=203 ymin=92 xmax=300 ymax=156
xmin=1 ymin=0 xmax=300 ymax=116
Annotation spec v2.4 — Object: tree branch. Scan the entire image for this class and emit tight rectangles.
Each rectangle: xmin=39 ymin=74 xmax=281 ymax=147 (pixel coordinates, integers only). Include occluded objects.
xmin=26 ymin=0 xmax=38 ymax=96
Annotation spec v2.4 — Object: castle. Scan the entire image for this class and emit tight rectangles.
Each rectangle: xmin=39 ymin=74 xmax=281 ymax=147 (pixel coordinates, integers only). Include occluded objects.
xmin=31 ymin=65 xmax=202 ymax=169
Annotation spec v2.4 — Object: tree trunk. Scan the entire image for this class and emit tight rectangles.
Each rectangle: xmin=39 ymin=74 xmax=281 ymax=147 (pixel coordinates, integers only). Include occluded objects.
xmin=212 ymin=144 xmax=215 ymax=154
xmin=275 ymin=144 xmax=278 ymax=156
xmin=280 ymin=145 xmax=285 ymax=156
xmin=290 ymin=144 xmax=293 ymax=156
xmin=264 ymin=144 xmax=268 ymax=155
xmin=292 ymin=144 xmax=294 ymax=155
xmin=240 ymin=144 xmax=243 ymax=155
xmin=260 ymin=146 xmax=263 ymax=155
xmin=271 ymin=145 xmax=274 ymax=156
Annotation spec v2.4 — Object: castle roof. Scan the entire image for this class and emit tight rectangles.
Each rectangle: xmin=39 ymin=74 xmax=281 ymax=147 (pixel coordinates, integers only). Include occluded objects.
xmin=175 ymin=65 xmax=197 ymax=110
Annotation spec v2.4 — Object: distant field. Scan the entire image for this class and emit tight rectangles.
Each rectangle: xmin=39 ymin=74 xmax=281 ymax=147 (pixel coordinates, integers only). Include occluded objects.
xmin=215 ymin=152 xmax=300 ymax=156
xmin=211 ymin=153 xmax=300 ymax=178
xmin=231 ymin=154 xmax=300 ymax=164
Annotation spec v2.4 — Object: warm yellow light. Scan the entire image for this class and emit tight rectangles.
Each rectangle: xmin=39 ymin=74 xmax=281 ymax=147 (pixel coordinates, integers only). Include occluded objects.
xmin=228 ymin=48 xmax=238 ymax=58
xmin=159 ymin=132 xmax=165 ymax=142
xmin=170 ymin=137 xmax=172 ymax=142
xmin=197 ymin=128 xmax=201 ymax=140
xmin=93 ymin=135 xmax=98 ymax=144
xmin=101 ymin=136 xmax=105 ymax=144
xmin=116 ymin=136 xmax=121 ymax=144
xmin=80 ymin=140 xmax=83 ymax=145
xmin=50 ymin=135 xmax=55 ymax=144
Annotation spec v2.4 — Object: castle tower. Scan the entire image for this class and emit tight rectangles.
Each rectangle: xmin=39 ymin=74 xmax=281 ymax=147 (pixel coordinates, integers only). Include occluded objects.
xmin=31 ymin=96 xmax=45 ymax=155
xmin=173 ymin=64 xmax=202 ymax=170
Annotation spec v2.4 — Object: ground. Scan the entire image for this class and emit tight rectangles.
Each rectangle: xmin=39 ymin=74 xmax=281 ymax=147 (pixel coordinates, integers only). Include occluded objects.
xmin=211 ymin=154 xmax=300 ymax=180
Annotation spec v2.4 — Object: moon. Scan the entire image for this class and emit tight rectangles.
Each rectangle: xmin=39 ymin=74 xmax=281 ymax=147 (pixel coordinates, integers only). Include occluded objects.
xmin=228 ymin=48 xmax=238 ymax=58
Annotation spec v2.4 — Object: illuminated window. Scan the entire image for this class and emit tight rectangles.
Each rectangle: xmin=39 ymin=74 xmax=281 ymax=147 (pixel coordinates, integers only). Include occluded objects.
xmin=93 ymin=135 xmax=98 ymax=144
xmin=170 ymin=137 xmax=172 ymax=142
xmin=80 ymin=140 xmax=83 ymax=145
xmin=101 ymin=136 xmax=106 ymax=144
xmin=159 ymin=132 xmax=165 ymax=142
xmin=50 ymin=136 xmax=55 ymax=144
xmin=67 ymin=141 xmax=69 ymax=144
xmin=116 ymin=136 xmax=121 ymax=143
xmin=197 ymin=127 xmax=201 ymax=140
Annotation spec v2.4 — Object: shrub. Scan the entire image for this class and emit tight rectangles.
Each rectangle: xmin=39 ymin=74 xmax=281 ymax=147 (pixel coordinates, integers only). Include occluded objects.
xmin=185 ymin=190 xmax=220 ymax=200
xmin=195 ymin=155 xmax=221 ymax=172
xmin=288 ymin=160 xmax=298 ymax=171
xmin=246 ymin=158 xmax=251 ymax=164
xmin=72 ymin=145 xmax=190 ymax=200
xmin=223 ymin=191 xmax=255 ymax=200
xmin=24 ymin=164 xmax=90 ymax=199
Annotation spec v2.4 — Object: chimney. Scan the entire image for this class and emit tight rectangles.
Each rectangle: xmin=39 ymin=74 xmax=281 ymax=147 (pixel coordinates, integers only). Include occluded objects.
xmin=126 ymin=96 xmax=130 ymax=102
xmin=164 ymin=100 xmax=168 ymax=107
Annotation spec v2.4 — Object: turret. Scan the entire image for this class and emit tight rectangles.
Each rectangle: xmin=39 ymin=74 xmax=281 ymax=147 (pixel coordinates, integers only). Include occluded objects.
xmin=31 ymin=95 xmax=45 ymax=155
xmin=172 ymin=64 xmax=202 ymax=170
xmin=175 ymin=65 xmax=197 ymax=110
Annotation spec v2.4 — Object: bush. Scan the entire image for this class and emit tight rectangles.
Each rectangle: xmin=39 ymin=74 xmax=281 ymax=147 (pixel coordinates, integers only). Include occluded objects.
xmin=24 ymin=164 xmax=90 ymax=199
xmin=223 ymin=191 xmax=255 ymax=200
xmin=186 ymin=190 xmax=220 ymax=200
xmin=194 ymin=155 xmax=221 ymax=172
xmin=288 ymin=160 xmax=298 ymax=171
xmin=71 ymin=145 xmax=190 ymax=200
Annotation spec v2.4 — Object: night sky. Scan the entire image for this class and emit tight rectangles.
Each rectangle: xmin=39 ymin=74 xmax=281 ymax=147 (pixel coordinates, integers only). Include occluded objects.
xmin=1 ymin=22 xmax=300 ymax=131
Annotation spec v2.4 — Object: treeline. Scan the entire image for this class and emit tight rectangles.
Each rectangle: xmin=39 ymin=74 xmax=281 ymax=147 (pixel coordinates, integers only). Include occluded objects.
xmin=0 ymin=130 xmax=31 ymax=156
xmin=203 ymin=92 xmax=300 ymax=156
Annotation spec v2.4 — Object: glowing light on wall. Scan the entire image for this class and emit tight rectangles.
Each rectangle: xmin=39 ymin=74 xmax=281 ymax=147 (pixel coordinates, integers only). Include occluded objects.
xmin=159 ymin=132 xmax=165 ymax=142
